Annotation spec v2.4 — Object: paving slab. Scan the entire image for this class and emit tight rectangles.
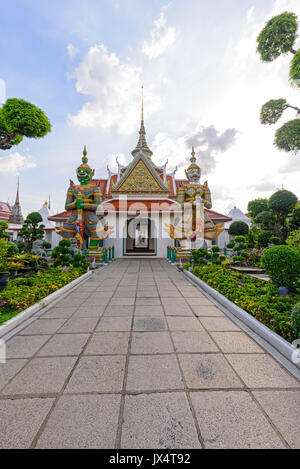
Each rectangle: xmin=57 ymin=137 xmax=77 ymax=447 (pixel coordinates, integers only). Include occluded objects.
xmin=253 ymin=391 xmax=300 ymax=448
xmin=191 ymin=306 xmax=225 ymax=317
xmin=121 ymin=393 xmax=201 ymax=449
xmin=0 ymin=398 xmax=54 ymax=449
xmin=74 ymin=306 xmax=106 ymax=317
xmin=226 ymin=354 xmax=299 ymax=388
xmin=58 ymin=317 xmax=98 ymax=334
xmin=134 ymin=305 xmax=164 ymax=316
xmin=178 ymin=354 xmax=243 ymax=389
xmin=0 ymin=359 xmax=28 ymax=391
xmin=65 ymin=355 xmax=126 ymax=393
xmin=96 ymin=316 xmax=132 ymax=331
xmin=37 ymin=334 xmax=90 ymax=357
xmin=172 ymin=332 xmax=218 ymax=353
xmin=2 ymin=357 xmax=77 ymax=395
xmin=19 ymin=319 xmax=66 ymax=336
xmin=104 ymin=305 xmax=134 ymax=316
xmin=42 ymin=307 xmax=77 ymax=319
xmin=84 ymin=332 xmax=130 ymax=355
xmin=191 ymin=391 xmax=285 ymax=449
xmin=167 ymin=317 xmax=204 ymax=331
xmin=131 ymin=332 xmax=173 ymax=354
xmin=211 ymin=332 xmax=264 ymax=354
xmin=199 ymin=317 xmax=240 ymax=332
xmin=6 ymin=335 xmax=51 ymax=359
xmin=36 ymin=394 xmax=121 ymax=449
xmin=126 ymin=355 xmax=184 ymax=391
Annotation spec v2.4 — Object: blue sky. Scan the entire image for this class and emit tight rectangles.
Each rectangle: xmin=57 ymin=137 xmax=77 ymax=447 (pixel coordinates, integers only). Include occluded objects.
xmin=0 ymin=0 xmax=299 ymax=215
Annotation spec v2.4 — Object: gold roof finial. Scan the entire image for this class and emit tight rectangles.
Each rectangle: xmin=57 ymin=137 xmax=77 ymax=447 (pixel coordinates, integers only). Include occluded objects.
xmin=82 ymin=145 xmax=88 ymax=164
xmin=190 ymin=146 xmax=197 ymax=163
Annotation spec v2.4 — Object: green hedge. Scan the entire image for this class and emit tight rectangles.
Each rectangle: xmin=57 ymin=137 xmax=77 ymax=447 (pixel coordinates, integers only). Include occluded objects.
xmin=193 ymin=264 xmax=300 ymax=342
xmin=0 ymin=267 xmax=86 ymax=325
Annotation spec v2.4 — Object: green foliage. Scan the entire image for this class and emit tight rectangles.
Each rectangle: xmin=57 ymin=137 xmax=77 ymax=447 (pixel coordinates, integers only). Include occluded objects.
xmin=255 ymin=210 xmax=275 ymax=229
xmin=42 ymin=242 xmax=51 ymax=249
xmin=193 ymin=264 xmax=299 ymax=341
xmin=190 ymin=249 xmax=208 ymax=266
xmin=289 ymin=204 xmax=300 ymax=230
xmin=291 ymin=302 xmax=300 ymax=338
xmin=228 ymin=221 xmax=249 ymax=236
xmin=257 ymin=230 xmax=273 ymax=248
xmin=19 ymin=212 xmax=45 ymax=253
xmin=0 ymin=99 xmax=51 ymax=150
xmin=248 ymin=199 xmax=269 ymax=220
xmin=269 ymin=190 xmax=297 ymax=216
xmin=289 ymin=50 xmax=300 ymax=88
xmin=182 ymin=263 xmax=191 ymax=270
xmin=0 ymin=239 xmax=9 ymax=272
xmin=0 ymin=222 xmax=9 ymax=240
xmin=257 ymin=12 xmax=298 ymax=62
xmin=211 ymin=246 xmax=220 ymax=253
xmin=260 ymin=99 xmax=288 ymax=125
xmin=270 ymin=236 xmax=281 ymax=245
xmin=226 ymin=241 xmax=235 ymax=249
xmin=274 ymin=119 xmax=300 ymax=152
xmin=51 ymin=239 xmax=88 ymax=270
xmin=262 ymin=245 xmax=300 ymax=292
xmin=0 ymin=267 xmax=85 ymax=323
xmin=234 ymin=236 xmax=246 ymax=243
xmin=286 ymin=230 xmax=300 ymax=253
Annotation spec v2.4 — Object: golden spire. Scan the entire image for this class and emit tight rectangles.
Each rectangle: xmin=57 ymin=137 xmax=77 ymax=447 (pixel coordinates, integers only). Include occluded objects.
xmin=82 ymin=145 xmax=88 ymax=164
xmin=191 ymin=146 xmax=196 ymax=163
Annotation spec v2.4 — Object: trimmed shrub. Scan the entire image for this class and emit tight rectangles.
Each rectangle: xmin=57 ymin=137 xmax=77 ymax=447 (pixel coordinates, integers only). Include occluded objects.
xmin=182 ymin=263 xmax=191 ymax=270
xmin=226 ymin=241 xmax=235 ymax=249
xmin=261 ymin=245 xmax=300 ymax=292
xmin=228 ymin=221 xmax=249 ymax=236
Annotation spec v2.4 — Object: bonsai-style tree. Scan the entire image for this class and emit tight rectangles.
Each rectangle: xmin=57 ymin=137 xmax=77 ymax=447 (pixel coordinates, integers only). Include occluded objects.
xmin=0 ymin=221 xmax=9 ymax=240
xmin=228 ymin=221 xmax=249 ymax=236
xmin=269 ymin=189 xmax=298 ymax=241
xmin=18 ymin=212 xmax=45 ymax=253
xmin=247 ymin=198 xmax=269 ymax=221
xmin=257 ymin=12 xmax=300 ymax=153
xmin=0 ymin=99 xmax=51 ymax=151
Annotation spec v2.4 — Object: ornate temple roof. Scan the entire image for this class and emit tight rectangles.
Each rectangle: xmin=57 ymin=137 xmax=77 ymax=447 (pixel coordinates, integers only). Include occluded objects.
xmin=8 ymin=178 xmax=24 ymax=225
xmin=0 ymin=201 xmax=11 ymax=222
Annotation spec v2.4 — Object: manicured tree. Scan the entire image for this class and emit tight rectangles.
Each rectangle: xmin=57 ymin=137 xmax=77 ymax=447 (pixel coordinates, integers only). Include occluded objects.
xmin=286 ymin=230 xmax=300 ymax=253
xmin=247 ymin=199 xmax=269 ymax=221
xmin=261 ymin=245 xmax=300 ymax=292
xmin=0 ymin=222 xmax=9 ymax=240
xmin=257 ymin=12 xmax=300 ymax=153
xmin=18 ymin=212 xmax=45 ymax=253
xmin=0 ymin=99 xmax=51 ymax=151
xmin=269 ymin=190 xmax=298 ymax=241
xmin=289 ymin=203 xmax=300 ymax=231
xmin=228 ymin=221 xmax=249 ymax=236
xmin=255 ymin=211 xmax=276 ymax=230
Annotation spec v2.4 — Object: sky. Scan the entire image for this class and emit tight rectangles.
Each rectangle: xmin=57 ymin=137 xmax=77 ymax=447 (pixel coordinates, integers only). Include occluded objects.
xmin=0 ymin=0 xmax=299 ymax=216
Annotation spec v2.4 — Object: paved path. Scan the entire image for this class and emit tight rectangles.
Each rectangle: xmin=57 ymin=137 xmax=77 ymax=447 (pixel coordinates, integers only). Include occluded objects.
xmin=0 ymin=259 xmax=299 ymax=449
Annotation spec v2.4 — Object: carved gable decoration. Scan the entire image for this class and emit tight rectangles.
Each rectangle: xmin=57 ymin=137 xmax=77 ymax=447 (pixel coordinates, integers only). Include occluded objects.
xmin=114 ymin=155 xmax=169 ymax=193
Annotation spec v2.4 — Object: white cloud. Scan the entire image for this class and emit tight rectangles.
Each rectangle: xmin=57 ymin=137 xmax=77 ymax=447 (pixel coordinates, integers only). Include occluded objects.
xmin=252 ymin=181 xmax=279 ymax=191
xmin=67 ymin=43 xmax=80 ymax=58
xmin=69 ymin=44 xmax=161 ymax=134
xmin=142 ymin=12 xmax=176 ymax=59
xmin=151 ymin=124 xmax=238 ymax=176
xmin=0 ymin=153 xmax=36 ymax=174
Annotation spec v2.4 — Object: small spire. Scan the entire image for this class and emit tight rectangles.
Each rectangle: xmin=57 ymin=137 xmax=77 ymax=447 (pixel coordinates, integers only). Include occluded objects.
xmin=131 ymin=85 xmax=153 ymax=158
xmin=15 ymin=176 xmax=20 ymax=205
xmin=190 ymin=147 xmax=196 ymax=163
xmin=82 ymin=145 xmax=88 ymax=164
xmin=48 ymin=193 xmax=51 ymax=210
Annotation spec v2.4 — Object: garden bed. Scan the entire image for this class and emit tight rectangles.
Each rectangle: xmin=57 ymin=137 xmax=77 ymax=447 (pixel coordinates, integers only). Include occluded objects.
xmin=190 ymin=264 xmax=300 ymax=342
xmin=0 ymin=267 xmax=87 ymax=325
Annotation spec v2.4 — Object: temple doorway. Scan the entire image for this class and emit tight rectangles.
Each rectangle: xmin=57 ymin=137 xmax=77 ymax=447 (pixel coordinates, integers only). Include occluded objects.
xmin=125 ymin=217 xmax=155 ymax=255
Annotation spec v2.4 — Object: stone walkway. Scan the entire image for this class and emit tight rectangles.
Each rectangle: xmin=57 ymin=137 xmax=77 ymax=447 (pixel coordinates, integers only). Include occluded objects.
xmin=0 ymin=259 xmax=299 ymax=449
